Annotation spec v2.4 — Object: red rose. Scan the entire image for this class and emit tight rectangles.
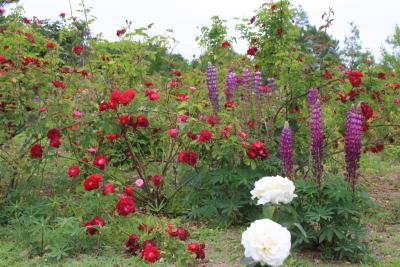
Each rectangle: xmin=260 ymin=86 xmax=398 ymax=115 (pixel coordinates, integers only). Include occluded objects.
xmin=346 ymin=70 xmax=363 ymax=87
xmin=73 ymin=44 xmax=83 ymax=56
xmin=46 ymin=42 xmax=55 ymax=49
xmin=208 ymin=115 xmax=216 ymax=126
xmin=248 ymin=120 xmax=255 ymax=128
xmin=187 ymin=131 xmax=197 ymax=140
xmin=68 ymin=165 xmax=80 ymax=177
xmin=84 ymin=216 xmax=105 ymax=235
xmin=377 ymin=72 xmax=386 ymax=80
xmin=93 ymin=154 xmax=108 ymax=170
xmin=47 ymin=128 xmax=61 ymax=140
xmin=99 ymin=101 xmax=109 ymax=111
xmin=119 ymin=88 xmax=136 ymax=106
xmin=125 ymin=185 xmax=133 ymax=196
xmin=137 ymin=114 xmax=149 ymax=128
xmin=119 ymin=114 xmax=134 ymax=126
xmin=83 ymin=174 xmax=103 ymax=191
xmin=187 ymin=242 xmax=206 ymax=259
xmin=324 ymin=70 xmax=333 ymax=80
xmin=116 ymin=28 xmax=126 ymax=37
xmin=52 ymin=79 xmax=66 ymax=89
xmin=146 ymin=89 xmax=160 ymax=101
xmin=247 ymin=47 xmax=257 ymax=56
xmin=49 ymin=137 xmax=61 ymax=148
xmin=168 ymin=224 xmax=189 ymax=241
xmin=360 ymin=102 xmax=374 ymax=120
xmin=150 ymin=175 xmax=162 ymax=186
xmin=116 ymin=194 xmax=135 ymax=216
xmin=125 ymin=234 xmax=139 ymax=254
xmin=221 ymin=41 xmax=231 ymax=48
xmin=105 ymin=133 xmax=121 ymax=141
xmin=103 ymin=183 xmax=115 ymax=195
xmin=172 ymin=69 xmax=182 ymax=76
xmin=31 ymin=144 xmax=43 ymax=158
xmin=144 ymin=80 xmax=154 ymax=87
xmin=140 ymin=243 xmax=160 ymax=263
xmin=197 ymin=129 xmax=213 ymax=142
xmin=178 ymin=151 xmax=198 ymax=166
xmin=176 ymin=93 xmax=189 ymax=101
xmin=247 ymin=149 xmax=258 ymax=159
xmin=249 ymin=16 xmax=256 ymax=24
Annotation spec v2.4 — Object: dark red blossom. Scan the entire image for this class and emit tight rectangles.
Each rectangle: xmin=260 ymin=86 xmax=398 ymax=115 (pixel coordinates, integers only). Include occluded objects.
xmin=178 ymin=151 xmax=198 ymax=166
xmin=140 ymin=243 xmax=160 ymax=263
xmin=377 ymin=72 xmax=386 ymax=80
xmin=168 ymin=224 xmax=189 ymax=240
xmin=84 ymin=216 xmax=105 ymax=235
xmin=125 ymin=234 xmax=139 ymax=254
xmin=83 ymin=174 xmax=103 ymax=191
xmin=137 ymin=114 xmax=149 ymax=128
xmin=247 ymin=47 xmax=257 ymax=56
xmin=68 ymin=165 xmax=80 ymax=177
xmin=53 ymin=79 xmax=66 ymax=89
xmin=188 ymin=242 xmax=206 ymax=260
xmin=93 ymin=154 xmax=108 ymax=170
xmin=346 ymin=70 xmax=363 ymax=87
xmin=116 ymin=194 xmax=135 ymax=216
xmin=73 ymin=44 xmax=83 ymax=56
xmin=197 ymin=129 xmax=213 ymax=142
xmin=360 ymin=102 xmax=374 ymax=120
xmin=221 ymin=41 xmax=231 ymax=48
xmin=31 ymin=144 xmax=43 ymax=158
xmin=102 ymin=183 xmax=115 ymax=195
xmin=150 ymin=175 xmax=163 ymax=186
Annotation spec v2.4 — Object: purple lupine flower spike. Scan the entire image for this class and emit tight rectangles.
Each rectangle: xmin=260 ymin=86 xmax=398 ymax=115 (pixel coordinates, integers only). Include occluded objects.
xmin=207 ymin=63 xmax=220 ymax=113
xmin=267 ymin=77 xmax=277 ymax=92
xmin=254 ymin=71 xmax=264 ymax=122
xmin=308 ymin=87 xmax=319 ymax=109
xmin=225 ymin=67 xmax=237 ymax=102
xmin=280 ymin=121 xmax=294 ymax=179
xmin=310 ymin=99 xmax=324 ymax=188
xmin=345 ymin=104 xmax=364 ymax=192
xmin=241 ymin=68 xmax=252 ymax=103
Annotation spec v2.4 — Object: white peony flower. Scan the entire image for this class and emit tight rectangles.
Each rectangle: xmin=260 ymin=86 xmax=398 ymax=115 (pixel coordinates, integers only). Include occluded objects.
xmin=250 ymin=175 xmax=296 ymax=205
xmin=241 ymin=219 xmax=291 ymax=267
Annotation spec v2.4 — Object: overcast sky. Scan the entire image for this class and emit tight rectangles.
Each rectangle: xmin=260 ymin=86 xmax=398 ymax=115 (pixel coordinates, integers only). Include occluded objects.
xmin=10 ymin=0 xmax=400 ymax=60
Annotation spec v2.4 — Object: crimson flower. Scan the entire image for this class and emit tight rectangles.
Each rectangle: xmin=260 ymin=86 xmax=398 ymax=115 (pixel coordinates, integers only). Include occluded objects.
xmin=46 ymin=42 xmax=55 ymax=49
xmin=150 ymin=175 xmax=163 ymax=186
xmin=140 ymin=243 xmax=160 ymax=263
xmin=31 ymin=144 xmax=43 ymax=158
xmin=187 ymin=242 xmax=206 ymax=260
xmin=197 ymin=129 xmax=213 ymax=142
xmin=73 ymin=44 xmax=83 ymax=56
xmin=176 ymin=93 xmax=189 ymax=101
xmin=125 ymin=234 xmax=139 ymax=255
xmin=125 ymin=185 xmax=133 ymax=196
xmin=137 ymin=114 xmax=149 ymax=128
xmin=360 ymin=102 xmax=374 ymax=120
xmin=178 ymin=151 xmax=198 ymax=166
xmin=116 ymin=194 xmax=135 ymax=216
xmin=83 ymin=174 xmax=103 ymax=191
xmin=84 ymin=216 xmax=105 ymax=235
xmin=68 ymin=165 xmax=80 ymax=177
xmin=221 ymin=41 xmax=231 ymax=48
xmin=247 ymin=47 xmax=257 ymax=56
xmin=103 ymin=183 xmax=115 ymax=195
xmin=93 ymin=154 xmax=108 ymax=170
xmin=168 ymin=224 xmax=189 ymax=240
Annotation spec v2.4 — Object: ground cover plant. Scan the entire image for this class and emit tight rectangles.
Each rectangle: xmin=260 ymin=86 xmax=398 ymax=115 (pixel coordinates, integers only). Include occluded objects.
xmin=0 ymin=0 xmax=400 ymax=266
